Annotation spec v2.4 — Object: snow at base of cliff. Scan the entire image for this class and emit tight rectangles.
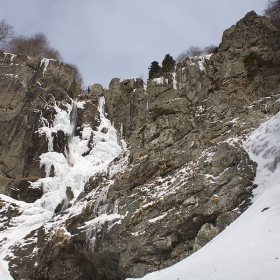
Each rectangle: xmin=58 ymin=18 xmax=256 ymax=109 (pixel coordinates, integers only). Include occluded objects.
xmin=127 ymin=111 xmax=280 ymax=280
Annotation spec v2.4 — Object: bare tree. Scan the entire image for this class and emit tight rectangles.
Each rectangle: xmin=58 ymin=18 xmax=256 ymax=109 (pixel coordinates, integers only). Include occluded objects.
xmin=176 ymin=45 xmax=204 ymax=62
xmin=27 ymin=33 xmax=49 ymax=56
xmin=5 ymin=32 xmax=61 ymax=60
xmin=4 ymin=35 xmax=25 ymax=53
xmin=186 ymin=45 xmax=204 ymax=57
xmin=176 ymin=51 xmax=188 ymax=63
xmin=0 ymin=19 xmax=14 ymax=46
xmin=204 ymin=45 xmax=218 ymax=54
xmin=0 ymin=19 xmax=14 ymax=42
xmin=43 ymin=47 xmax=62 ymax=60
xmin=264 ymin=0 xmax=280 ymax=30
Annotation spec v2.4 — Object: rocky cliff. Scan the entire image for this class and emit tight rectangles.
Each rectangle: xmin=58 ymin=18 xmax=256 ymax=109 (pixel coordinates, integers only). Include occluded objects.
xmin=1 ymin=11 xmax=280 ymax=280
xmin=0 ymin=53 xmax=80 ymax=195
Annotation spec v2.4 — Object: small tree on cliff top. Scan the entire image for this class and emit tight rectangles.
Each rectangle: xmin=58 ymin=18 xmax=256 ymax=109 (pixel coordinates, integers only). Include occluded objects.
xmin=148 ymin=54 xmax=176 ymax=79
xmin=148 ymin=61 xmax=162 ymax=79
xmin=176 ymin=45 xmax=204 ymax=62
xmin=161 ymin=54 xmax=176 ymax=73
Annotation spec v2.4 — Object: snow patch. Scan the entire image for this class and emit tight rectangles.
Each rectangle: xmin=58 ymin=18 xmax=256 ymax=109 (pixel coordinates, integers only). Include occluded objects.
xmin=40 ymin=58 xmax=56 ymax=76
xmin=5 ymin=74 xmax=18 ymax=79
xmin=197 ymin=60 xmax=205 ymax=72
xmin=3 ymin=52 xmax=17 ymax=61
xmin=148 ymin=213 xmax=167 ymax=223
xmin=153 ymin=77 xmax=168 ymax=86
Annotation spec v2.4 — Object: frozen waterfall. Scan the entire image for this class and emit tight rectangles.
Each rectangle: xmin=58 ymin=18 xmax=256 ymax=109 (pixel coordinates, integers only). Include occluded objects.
xmin=0 ymin=97 xmax=125 ymax=279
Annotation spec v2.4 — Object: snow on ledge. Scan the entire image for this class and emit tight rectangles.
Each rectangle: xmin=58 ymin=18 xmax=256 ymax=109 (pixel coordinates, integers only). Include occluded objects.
xmin=153 ymin=77 xmax=168 ymax=85
xmin=3 ymin=52 xmax=17 ymax=61
xmin=40 ymin=58 xmax=56 ymax=76
xmin=148 ymin=213 xmax=167 ymax=223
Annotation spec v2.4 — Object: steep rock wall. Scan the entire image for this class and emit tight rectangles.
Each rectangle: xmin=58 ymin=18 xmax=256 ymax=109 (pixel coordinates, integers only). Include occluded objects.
xmin=2 ymin=11 xmax=280 ymax=280
xmin=0 ymin=52 xmax=81 ymax=200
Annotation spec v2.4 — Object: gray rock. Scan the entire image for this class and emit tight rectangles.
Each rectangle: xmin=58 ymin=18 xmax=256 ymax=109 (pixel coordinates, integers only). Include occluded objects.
xmin=0 ymin=51 xmax=79 ymax=196
xmin=193 ymin=223 xmax=220 ymax=252
xmin=2 ymin=12 xmax=280 ymax=280
xmin=88 ymin=83 xmax=104 ymax=97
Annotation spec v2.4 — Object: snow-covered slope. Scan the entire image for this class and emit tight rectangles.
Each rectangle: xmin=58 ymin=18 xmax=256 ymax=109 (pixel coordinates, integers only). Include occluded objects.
xmin=127 ymin=111 xmax=280 ymax=280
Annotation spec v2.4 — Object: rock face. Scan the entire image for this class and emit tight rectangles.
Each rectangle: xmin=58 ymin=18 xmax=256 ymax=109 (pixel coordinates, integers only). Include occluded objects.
xmin=0 ymin=52 xmax=79 ymax=197
xmin=1 ymin=11 xmax=280 ymax=280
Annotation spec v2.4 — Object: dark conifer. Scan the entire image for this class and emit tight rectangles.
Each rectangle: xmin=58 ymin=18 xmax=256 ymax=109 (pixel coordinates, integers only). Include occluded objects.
xmin=161 ymin=54 xmax=176 ymax=73
xmin=148 ymin=61 xmax=162 ymax=79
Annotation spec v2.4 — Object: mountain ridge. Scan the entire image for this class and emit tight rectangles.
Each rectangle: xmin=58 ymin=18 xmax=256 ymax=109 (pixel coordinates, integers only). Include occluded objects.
xmin=0 ymin=11 xmax=280 ymax=280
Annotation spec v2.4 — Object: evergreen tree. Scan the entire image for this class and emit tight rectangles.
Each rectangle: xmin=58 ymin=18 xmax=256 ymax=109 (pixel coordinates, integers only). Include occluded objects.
xmin=148 ymin=61 xmax=162 ymax=79
xmin=161 ymin=54 xmax=176 ymax=73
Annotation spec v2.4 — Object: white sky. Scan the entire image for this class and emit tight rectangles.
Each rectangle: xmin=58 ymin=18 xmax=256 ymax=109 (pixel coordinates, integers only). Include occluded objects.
xmin=0 ymin=0 xmax=267 ymax=87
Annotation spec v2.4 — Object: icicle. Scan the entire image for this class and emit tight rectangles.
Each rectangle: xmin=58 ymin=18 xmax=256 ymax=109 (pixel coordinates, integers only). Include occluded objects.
xmin=40 ymin=58 xmax=50 ymax=76
xmin=98 ymin=96 xmax=106 ymax=116
xmin=69 ymin=102 xmax=77 ymax=138
xmin=120 ymin=123 xmax=123 ymax=138
xmin=94 ymin=186 xmax=109 ymax=212
xmin=172 ymin=72 xmax=177 ymax=90
xmin=144 ymin=83 xmax=149 ymax=111
xmin=68 ymin=101 xmax=78 ymax=167
xmin=113 ymin=199 xmax=119 ymax=214
xmin=143 ymin=83 xmax=147 ymax=91
xmin=197 ymin=60 xmax=205 ymax=72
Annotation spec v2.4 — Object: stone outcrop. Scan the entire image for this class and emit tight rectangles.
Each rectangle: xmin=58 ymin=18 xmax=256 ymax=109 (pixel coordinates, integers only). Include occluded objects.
xmin=1 ymin=11 xmax=280 ymax=280
xmin=0 ymin=52 xmax=80 ymax=198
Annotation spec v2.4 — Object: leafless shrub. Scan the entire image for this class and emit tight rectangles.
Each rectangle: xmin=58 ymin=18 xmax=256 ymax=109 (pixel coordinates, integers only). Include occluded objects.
xmin=0 ymin=19 xmax=14 ymax=42
xmin=176 ymin=45 xmax=204 ymax=62
xmin=186 ymin=45 xmax=204 ymax=57
xmin=176 ymin=44 xmax=219 ymax=63
xmin=176 ymin=51 xmax=188 ymax=63
xmin=204 ymin=45 xmax=218 ymax=54
xmin=264 ymin=0 xmax=280 ymax=30
xmin=4 ymin=32 xmax=61 ymax=60
xmin=44 ymin=47 xmax=62 ymax=60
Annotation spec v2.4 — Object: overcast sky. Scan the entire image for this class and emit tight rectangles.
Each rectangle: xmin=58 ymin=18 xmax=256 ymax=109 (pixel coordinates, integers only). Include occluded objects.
xmin=0 ymin=0 xmax=267 ymax=88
